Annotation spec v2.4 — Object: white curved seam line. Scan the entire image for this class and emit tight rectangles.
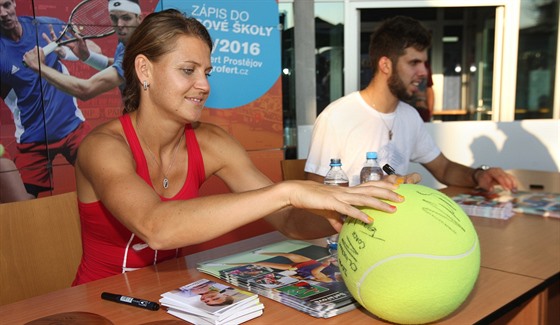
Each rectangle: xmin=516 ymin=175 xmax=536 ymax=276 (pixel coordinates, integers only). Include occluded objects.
xmin=356 ymin=240 xmax=478 ymax=300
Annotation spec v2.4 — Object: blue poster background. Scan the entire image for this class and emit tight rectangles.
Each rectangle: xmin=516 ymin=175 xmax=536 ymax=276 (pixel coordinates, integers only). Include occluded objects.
xmin=158 ymin=0 xmax=281 ymax=109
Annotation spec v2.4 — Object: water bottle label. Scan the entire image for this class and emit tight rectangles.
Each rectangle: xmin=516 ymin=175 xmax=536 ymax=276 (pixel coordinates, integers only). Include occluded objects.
xmin=366 ymin=174 xmax=381 ymax=181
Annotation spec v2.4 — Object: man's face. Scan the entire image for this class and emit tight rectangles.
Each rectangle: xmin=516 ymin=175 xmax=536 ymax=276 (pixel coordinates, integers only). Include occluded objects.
xmin=109 ymin=10 xmax=141 ymax=45
xmin=387 ymin=47 xmax=428 ymax=101
xmin=0 ymin=0 xmax=17 ymax=32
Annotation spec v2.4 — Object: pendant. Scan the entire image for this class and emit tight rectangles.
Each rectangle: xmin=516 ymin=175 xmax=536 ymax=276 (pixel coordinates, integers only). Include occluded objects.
xmin=388 ymin=130 xmax=393 ymax=141
xmin=163 ymin=178 xmax=169 ymax=189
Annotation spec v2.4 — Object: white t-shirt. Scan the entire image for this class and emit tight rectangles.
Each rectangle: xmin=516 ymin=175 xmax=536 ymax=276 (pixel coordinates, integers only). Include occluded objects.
xmin=305 ymin=91 xmax=440 ymax=186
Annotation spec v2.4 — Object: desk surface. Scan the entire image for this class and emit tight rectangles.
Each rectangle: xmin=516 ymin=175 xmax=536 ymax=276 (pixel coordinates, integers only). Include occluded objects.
xmin=1 ymin=187 xmax=559 ymax=324
xmin=0 ymin=256 xmax=544 ymax=324
xmin=441 ymin=187 xmax=560 ymax=281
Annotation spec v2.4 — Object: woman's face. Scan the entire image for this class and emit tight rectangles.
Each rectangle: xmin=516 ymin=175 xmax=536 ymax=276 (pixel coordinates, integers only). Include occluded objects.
xmin=200 ymin=291 xmax=227 ymax=305
xmin=147 ymin=35 xmax=212 ymax=123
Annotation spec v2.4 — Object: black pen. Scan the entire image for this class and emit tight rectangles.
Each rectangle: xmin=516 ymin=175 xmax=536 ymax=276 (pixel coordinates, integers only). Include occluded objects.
xmin=383 ymin=164 xmax=405 ymax=184
xmin=382 ymin=164 xmax=396 ymax=175
xmin=101 ymin=292 xmax=160 ymax=311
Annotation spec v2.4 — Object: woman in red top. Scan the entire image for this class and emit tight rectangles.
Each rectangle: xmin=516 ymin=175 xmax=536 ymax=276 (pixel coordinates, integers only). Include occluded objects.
xmin=73 ymin=9 xmax=404 ymax=285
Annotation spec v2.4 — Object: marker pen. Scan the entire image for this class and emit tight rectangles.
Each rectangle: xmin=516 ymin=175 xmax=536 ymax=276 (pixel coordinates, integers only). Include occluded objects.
xmin=101 ymin=292 xmax=160 ymax=311
xmin=382 ymin=164 xmax=396 ymax=175
xmin=383 ymin=164 xmax=406 ymax=185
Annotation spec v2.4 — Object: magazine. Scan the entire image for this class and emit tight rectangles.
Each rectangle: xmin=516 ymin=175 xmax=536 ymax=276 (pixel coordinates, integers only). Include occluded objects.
xmin=451 ymin=191 xmax=514 ymax=219
xmin=160 ymin=279 xmax=263 ymax=324
xmin=452 ymin=188 xmax=560 ymax=219
xmin=197 ymin=240 xmax=358 ymax=318
xmin=511 ymin=191 xmax=560 ymax=218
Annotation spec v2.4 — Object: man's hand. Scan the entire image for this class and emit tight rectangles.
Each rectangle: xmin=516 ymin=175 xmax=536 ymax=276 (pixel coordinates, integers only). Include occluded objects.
xmin=62 ymin=32 xmax=91 ymax=61
xmin=474 ymin=168 xmax=517 ymax=192
xmin=22 ymin=46 xmax=44 ymax=72
xmin=384 ymin=172 xmax=422 ymax=185
xmin=42 ymin=24 xmax=92 ymax=61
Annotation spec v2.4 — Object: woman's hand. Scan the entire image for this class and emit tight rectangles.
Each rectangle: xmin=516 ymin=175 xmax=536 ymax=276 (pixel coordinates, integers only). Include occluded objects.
xmin=285 ymin=180 xmax=404 ymax=232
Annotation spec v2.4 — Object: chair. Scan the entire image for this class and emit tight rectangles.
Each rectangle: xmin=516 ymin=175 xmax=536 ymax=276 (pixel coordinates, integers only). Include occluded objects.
xmin=0 ymin=192 xmax=82 ymax=305
xmin=507 ymin=169 xmax=560 ymax=193
xmin=280 ymin=159 xmax=307 ymax=181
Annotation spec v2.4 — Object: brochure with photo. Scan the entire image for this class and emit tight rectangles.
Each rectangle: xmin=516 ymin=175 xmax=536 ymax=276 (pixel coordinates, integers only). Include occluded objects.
xmin=451 ymin=192 xmax=514 ymax=219
xmin=452 ymin=187 xmax=560 ymax=219
xmin=167 ymin=308 xmax=264 ymax=325
xmin=197 ymin=240 xmax=358 ymax=318
xmin=160 ymin=279 xmax=263 ymax=324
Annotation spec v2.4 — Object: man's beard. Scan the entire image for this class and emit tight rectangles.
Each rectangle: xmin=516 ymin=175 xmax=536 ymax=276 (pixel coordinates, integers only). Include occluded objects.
xmin=387 ymin=72 xmax=413 ymax=101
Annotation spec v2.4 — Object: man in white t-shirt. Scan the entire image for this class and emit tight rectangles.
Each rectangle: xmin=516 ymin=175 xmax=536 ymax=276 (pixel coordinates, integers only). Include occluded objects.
xmin=305 ymin=16 xmax=517 ymax=191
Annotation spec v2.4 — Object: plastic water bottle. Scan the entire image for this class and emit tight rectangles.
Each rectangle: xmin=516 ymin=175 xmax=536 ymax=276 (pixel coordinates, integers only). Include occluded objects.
xmin=324 ymin=158 xmax=349 ymax=187
xmin=360 ymin=152 xmax=383 ymax=184
xmin=323 ymin=158 xmax=349 ymax=255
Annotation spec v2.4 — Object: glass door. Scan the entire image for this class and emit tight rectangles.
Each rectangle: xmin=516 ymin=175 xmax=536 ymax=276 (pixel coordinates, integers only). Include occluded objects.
xmin=345 ymin=0 xmax=520 ymax=121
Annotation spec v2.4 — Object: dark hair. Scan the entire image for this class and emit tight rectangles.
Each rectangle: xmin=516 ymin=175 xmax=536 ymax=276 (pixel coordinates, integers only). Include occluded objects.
xmin=122 ymin=9 xmax=213 ymax=113
xmin=369 ymin=16 xmax=431 ymax=76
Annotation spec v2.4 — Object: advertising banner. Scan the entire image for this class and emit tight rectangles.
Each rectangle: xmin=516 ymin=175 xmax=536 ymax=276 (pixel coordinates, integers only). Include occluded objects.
xmin=0 ymin=0 xmax=282 ymax=202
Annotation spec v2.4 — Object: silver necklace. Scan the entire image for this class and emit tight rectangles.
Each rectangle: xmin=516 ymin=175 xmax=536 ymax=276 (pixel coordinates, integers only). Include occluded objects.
xmin=136 ymin=118 xmax=184 ymax=189
xmin=373 ymin=105 xmax=397 ymax=141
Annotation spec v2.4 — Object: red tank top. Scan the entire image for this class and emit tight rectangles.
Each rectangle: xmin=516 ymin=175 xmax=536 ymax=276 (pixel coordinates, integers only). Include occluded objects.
xmin=73 ymin=114 xmax=206 ymax=285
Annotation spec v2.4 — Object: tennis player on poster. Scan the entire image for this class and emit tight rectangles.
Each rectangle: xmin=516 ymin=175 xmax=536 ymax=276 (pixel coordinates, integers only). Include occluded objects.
xmin=37 ymin=0 xmax=115 ymax=57
xmin=0 ymin=0 xmax=92 ymax=198
xmin=22 ymin=0 xmax=143 ymax=101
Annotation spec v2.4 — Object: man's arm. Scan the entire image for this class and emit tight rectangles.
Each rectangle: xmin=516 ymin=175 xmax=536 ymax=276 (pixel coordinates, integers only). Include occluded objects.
xmin=422 ymin=154 xmax=475 ymax=187
xmin=23 ymin=47 xmax=122 ymax=101
xmin=422 ymin=153 xmax=517 ymax=191
xmin=43 ymin=25 xmax=114 ymax=69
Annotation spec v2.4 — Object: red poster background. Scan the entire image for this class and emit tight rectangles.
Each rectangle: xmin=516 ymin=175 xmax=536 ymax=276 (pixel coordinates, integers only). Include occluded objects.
xmin=0 ymin=0 xmax=283 ymax=202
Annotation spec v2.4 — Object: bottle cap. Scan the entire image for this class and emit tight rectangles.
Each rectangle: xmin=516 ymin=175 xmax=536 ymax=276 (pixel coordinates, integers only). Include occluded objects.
xmin=330 ymin=158 xmax=342 ymax=166
xmin=366 ymin=152 xmax=377 ymax=159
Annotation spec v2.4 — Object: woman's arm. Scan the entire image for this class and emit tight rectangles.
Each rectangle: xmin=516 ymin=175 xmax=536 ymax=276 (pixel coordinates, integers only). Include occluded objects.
xmin=76 ymin=123 xmax=403 ymax=251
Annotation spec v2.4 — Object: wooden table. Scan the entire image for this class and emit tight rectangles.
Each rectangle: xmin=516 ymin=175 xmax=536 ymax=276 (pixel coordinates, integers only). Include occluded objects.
xmin=0 ymin=255 xmax=547 ymax=324
xmin=441 ymin=187 xmax=560 ymax=282
xmin=1 ymin=188 xmax=559 ymax=324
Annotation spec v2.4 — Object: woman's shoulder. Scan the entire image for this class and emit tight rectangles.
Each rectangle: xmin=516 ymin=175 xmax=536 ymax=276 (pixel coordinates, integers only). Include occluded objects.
xmin=75 ymin=119 xmax=133 ymax=184
xmin=192 ymin=122 xmax=246 ymax=159
xmin=80 ymin=119 xmax=128 ymax=155
xmin=192 ymin=121 xmax=232 ymax=140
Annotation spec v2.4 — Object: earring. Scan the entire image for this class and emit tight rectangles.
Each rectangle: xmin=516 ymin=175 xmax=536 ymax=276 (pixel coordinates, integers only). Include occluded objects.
xmin=142 ymin=80 xmax=150 ymax=90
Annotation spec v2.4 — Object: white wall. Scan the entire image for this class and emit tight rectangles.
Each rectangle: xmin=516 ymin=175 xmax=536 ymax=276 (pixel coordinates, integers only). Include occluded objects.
xmin=409 ymin=119 xmax=560 ymax=188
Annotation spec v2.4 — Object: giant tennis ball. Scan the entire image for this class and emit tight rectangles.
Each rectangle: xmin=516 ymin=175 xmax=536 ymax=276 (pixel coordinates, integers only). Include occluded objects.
xmin=338 ymin=183 xmax=480 ymax=324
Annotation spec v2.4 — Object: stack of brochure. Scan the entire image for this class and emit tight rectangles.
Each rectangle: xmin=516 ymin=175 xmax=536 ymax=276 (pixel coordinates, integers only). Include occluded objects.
xmin=197 ymin=240 xmax=358 ymax=318
xmin=510 ymin=191 xmax=560 ymax=218
xmin=451 ymin=192 xmax=514 ymax=219
xmin=160 ymin=279 xmax=264 ymax=324
xmin=452 ymin=187 xmax=560 ymax=220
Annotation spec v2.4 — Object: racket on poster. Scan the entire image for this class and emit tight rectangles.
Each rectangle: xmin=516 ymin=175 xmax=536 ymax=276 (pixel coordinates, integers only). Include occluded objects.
xmin=41 ymin=0 xmax=115 ymax=56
